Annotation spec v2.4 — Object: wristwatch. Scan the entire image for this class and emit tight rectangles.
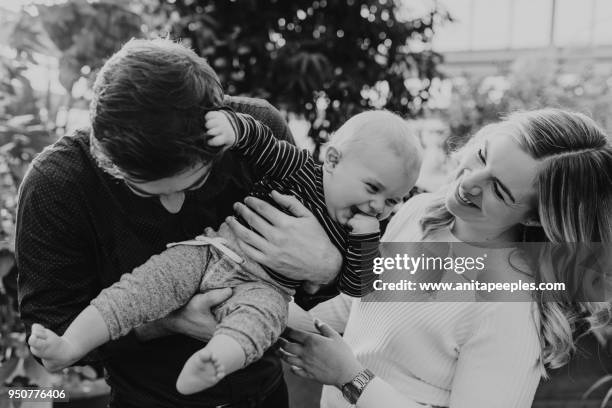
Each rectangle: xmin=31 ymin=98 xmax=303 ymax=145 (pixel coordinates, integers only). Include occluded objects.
xmin=341 ymin=368 xmax=376 ymax=404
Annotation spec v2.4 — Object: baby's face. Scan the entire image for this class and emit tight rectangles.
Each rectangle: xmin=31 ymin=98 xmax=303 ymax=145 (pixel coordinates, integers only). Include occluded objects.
xmin=323 ymin=145 xmax=419 ymax=227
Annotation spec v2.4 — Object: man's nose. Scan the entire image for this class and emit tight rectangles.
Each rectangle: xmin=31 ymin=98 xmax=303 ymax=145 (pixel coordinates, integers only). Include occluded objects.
xmin=159 ymin=192 xmax=186 ymax=214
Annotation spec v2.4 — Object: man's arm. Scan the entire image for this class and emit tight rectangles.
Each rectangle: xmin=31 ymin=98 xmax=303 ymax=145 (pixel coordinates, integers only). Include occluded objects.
xmin=16 ymin=168 xmax=108 ymax=364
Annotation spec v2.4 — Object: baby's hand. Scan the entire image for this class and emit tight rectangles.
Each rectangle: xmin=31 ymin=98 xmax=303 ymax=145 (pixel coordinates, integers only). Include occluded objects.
xmin=205 ymin=111 xmax=236 ymax=148
xmin=347 ymin=214 xmax=379 ymax=234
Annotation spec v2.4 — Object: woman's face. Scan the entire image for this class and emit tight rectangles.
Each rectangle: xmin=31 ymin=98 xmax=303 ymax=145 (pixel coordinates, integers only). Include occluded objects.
xmin=445 ymin=127 xmax=540 ymax=238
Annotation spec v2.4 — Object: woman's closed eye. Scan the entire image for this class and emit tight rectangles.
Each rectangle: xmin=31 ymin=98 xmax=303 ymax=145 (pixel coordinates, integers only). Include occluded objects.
xmin=478 ymin=148 xmax=509 ymax=203
xmin=477 ymin=148 xmax=486 ymax=164
xmin=492 ymin=182 xmax=505 ymax=201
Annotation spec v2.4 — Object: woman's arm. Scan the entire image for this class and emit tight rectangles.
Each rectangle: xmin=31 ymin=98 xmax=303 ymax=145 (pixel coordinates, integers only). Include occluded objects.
xmin=279 ymin=321 xmax=426 ymax=408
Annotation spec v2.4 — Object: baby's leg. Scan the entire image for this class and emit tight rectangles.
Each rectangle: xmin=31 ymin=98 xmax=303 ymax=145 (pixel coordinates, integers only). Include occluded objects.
xmin=28 ymin=306 xmax=110 ymax=372
xmin=29 ymin=324 xmax=79 ymax=372
xmin=92 ymin=245 xmax=210 ymax=340
xmin=175 ymin=281 xmax=290 ymax=394
xmin=176 ymin=334 xmax=244 ymax=394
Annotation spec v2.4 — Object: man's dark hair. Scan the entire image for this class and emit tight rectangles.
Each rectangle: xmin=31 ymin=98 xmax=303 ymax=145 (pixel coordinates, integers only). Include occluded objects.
xmin=90 ymin=38 xmax=224 ymax=181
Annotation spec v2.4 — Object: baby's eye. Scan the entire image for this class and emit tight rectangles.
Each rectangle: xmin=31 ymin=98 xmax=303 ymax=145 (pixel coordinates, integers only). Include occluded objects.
xmin=385 ymin=198 xmax=399 ymax=206
xmin=366 ymin=183 xmax=378 ymax=193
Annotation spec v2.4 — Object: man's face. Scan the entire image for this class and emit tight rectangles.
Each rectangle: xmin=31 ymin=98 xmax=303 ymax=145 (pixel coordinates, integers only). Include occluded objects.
xmin=123 ymin=162 xmax=213 ymax=213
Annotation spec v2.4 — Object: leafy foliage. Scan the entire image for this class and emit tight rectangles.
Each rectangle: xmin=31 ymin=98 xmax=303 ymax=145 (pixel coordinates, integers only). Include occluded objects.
xmin=146 ymin=0 xmax=449 ymax=151
xmin=0 ymin=1 xmax=144 ymax=391
xmin=442 ymin=56 xmax=612 ymax=149
xmin=28 ymin=1 xmax=142 ymax=93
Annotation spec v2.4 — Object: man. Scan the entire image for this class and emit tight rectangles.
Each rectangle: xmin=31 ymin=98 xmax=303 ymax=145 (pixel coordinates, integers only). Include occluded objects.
xmin=16 ymin=38 xmax=341 ymax=408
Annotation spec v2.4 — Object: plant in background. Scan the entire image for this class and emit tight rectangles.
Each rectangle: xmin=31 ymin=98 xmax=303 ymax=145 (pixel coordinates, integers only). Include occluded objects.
xmin=146 ymin=0 xmax=450 ymax=156
xmin=0 ymin=2 xmax=143 ymax=402
xmin=440 ymin=55 xmax=612 ymax=149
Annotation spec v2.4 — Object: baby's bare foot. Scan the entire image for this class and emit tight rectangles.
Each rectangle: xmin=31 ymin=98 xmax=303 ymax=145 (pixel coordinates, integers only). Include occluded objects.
xmin=28 ymin=323 xmax=78 ymax=372
xmin=176 ymin=349 xmax=226 ymax=394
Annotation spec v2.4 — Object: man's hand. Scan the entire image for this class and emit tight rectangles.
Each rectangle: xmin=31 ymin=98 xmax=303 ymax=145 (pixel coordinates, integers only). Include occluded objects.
xmin=347 ymin=214 xmax=379 ymax=234
xmin=205 ymin=111 xmax=236 ymax=148
xmin=226 ymin=191 xmax=342 ymax=284
xmin=136 ymin=288 xmax=232 ymax=342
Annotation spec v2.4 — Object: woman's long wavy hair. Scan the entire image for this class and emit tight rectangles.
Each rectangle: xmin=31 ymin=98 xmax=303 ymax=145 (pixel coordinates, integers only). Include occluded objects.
xmin=420 ymin=109 xmax=612 ymax=374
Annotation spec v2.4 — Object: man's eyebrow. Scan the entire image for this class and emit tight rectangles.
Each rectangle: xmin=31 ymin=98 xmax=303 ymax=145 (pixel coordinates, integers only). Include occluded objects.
xmin=183 ymin=170 xmax=211 ymax=190
xmin=124 ymin=182 xmax=155 ymax=196
xmin=125 ymin=167 xmax=211 ymax=196
xmin=485 ymin=139 xmax=516 ymax=203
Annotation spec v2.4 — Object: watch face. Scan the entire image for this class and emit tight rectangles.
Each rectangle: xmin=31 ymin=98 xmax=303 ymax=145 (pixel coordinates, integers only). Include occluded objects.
xmin=342 ymin=383 xmax=359 ymax=404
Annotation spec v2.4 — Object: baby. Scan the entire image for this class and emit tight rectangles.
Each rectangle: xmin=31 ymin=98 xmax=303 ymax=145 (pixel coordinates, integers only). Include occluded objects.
xmin=28 ymin=109 xmax=422 ymax=395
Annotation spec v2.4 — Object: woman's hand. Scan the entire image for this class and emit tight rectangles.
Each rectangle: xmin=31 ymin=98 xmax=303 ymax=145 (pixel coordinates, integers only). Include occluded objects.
xmin=226 ymin=191 xmax=342 ymax=284
xmin=279 ymin=320 xmax=364 ymax=388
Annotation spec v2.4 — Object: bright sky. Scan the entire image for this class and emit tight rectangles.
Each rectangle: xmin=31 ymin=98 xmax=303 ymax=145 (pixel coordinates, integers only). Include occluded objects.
xmin=433 ymin=0 xmax=612 ymax=50
xmin=0 ymin=0 xmax=62 ymax=11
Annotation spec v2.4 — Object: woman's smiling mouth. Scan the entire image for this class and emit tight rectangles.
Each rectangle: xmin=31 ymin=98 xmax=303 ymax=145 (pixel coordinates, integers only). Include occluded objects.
xmin=455 ymin=183 xmax=479 ymax=208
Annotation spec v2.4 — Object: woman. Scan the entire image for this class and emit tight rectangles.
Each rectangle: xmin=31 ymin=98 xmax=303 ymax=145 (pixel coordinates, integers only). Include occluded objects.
xmin=280 ymin=109 xmax=612 ymax=408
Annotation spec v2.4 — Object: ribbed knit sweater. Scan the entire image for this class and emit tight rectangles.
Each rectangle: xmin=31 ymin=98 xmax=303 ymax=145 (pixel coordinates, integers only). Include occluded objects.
xmin=303 ymin=193 xmax=543 ymax=408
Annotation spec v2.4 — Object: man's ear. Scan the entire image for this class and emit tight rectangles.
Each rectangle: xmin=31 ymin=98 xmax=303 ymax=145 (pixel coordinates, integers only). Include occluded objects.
xmin=323 ymin=146 xmax=341 ymax=172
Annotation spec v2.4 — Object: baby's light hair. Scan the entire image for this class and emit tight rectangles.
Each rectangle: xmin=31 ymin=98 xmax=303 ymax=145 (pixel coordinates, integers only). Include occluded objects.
xmin=327 ymin=110 xmax=423 ymax=175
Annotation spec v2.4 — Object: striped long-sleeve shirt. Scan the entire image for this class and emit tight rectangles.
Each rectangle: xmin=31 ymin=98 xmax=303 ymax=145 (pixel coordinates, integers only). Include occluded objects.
xmin=230 ymin=112 xmax=379 ymax=297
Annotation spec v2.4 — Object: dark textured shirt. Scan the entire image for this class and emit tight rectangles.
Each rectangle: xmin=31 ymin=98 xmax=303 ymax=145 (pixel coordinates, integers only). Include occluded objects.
xmin=231 ymin=113 xmax=379 ymax=296
xmin=16 ymin=97 xmax=301 ymax=408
